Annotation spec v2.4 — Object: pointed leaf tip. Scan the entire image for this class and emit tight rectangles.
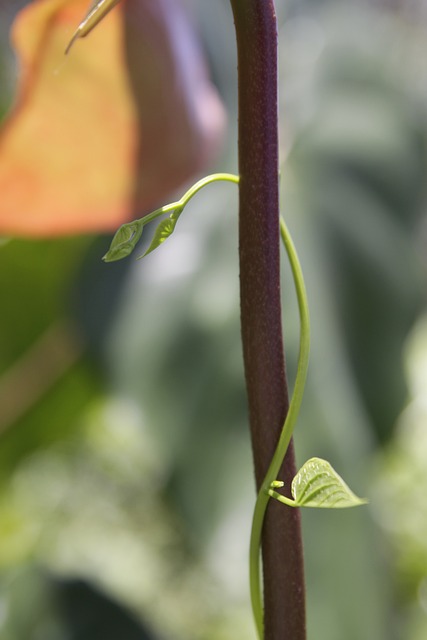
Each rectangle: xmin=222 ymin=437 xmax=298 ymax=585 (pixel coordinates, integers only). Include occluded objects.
xmin=291 ymin=457 xmax=367 ymax=509
xmin=66 ymin=0 xmax=122 ymax=53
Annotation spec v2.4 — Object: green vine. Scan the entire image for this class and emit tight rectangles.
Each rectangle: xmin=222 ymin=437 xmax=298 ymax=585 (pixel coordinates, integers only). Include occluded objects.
xmin=103 ymin=173 xmax=239 ymax=262
xmin=103 ymin=173 xmax=366 ymax=639
xmin=69 ymin=3 xmax=366 ymax=638
xmin=248 ymin=213 xmax=311 ymax=638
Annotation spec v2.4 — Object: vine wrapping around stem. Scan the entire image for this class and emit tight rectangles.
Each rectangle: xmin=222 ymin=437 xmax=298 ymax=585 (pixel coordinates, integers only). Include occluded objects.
xmin=102 ymin=173 xmax=368 ymax=639
xmin=249 ymin=217 xmax=310 ymax=639
xmin=103 ymin=173 xmax=310 ymax=640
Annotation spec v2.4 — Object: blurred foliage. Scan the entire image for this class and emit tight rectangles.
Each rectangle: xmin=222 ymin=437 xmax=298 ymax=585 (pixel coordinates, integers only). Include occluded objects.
xmin=0 ymin=1 xmax=427 ymax=639
xmin=290 ymin=18 xmax=425 ymax=442
xmin=372 ymin=315 xmax=427 ymax=640
xmin=0 ymin=238 xmax=100 ymax=476
xmin=0 ymin=0 xmax=225 ymax=236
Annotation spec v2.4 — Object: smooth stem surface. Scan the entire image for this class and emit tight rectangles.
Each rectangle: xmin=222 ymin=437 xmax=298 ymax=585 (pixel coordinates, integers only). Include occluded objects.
xmin=229 ymin=1 xmax=306 ymax=638
xmin=250 ymin=217 xmax=310 ymax=638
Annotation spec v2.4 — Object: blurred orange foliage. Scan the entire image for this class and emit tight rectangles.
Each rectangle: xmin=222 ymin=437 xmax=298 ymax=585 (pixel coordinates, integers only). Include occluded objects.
xmin=0 ymin=0 xmax=225 ymax=236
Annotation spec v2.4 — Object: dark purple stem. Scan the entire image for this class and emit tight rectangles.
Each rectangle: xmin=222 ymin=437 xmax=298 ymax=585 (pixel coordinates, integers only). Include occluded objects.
xmin=228 ymin=1 xmax=306 ymax=638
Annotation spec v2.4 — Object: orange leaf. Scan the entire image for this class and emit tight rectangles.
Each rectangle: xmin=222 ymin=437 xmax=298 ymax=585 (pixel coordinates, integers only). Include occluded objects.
xmin=0 ymin=0 xmax=225 ymax=236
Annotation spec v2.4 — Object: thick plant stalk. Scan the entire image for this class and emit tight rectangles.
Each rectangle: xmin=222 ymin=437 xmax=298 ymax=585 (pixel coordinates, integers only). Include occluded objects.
xmin=228 ymin=1 xmax=306 ymax=638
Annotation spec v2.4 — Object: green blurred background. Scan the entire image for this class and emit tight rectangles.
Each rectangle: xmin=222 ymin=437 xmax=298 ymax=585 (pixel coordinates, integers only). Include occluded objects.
xmin=1 ymin=0 xmax=427 ymax=638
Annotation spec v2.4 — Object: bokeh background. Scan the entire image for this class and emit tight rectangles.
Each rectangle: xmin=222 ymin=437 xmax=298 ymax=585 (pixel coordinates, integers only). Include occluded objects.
xmin=1 ymin=0 xmax=427 ymax=639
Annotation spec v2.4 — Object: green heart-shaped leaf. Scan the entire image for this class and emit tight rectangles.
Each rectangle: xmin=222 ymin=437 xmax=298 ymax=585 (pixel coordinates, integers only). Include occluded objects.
xmin=291 ymin=457 xmax=367 ymax=508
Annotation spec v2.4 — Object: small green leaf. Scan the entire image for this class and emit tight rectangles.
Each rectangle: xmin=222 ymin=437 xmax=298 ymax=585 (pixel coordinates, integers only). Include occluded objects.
xmin=103 ymin=220 xmax=144 ymax=262
xmin=141 ymin=214 xmax=179 ymax=258
xmin=291 ymin=457 xmax=367 ymax=508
